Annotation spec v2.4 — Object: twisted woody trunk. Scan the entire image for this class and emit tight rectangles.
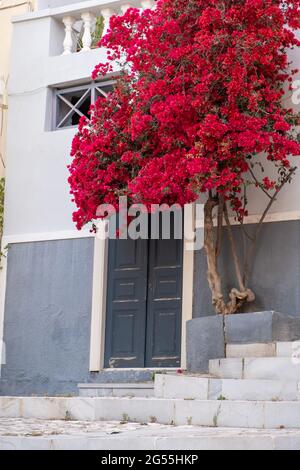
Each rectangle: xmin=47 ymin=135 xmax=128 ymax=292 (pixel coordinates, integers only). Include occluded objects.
xmin=204 ymin=166 xmax=296 ymax=315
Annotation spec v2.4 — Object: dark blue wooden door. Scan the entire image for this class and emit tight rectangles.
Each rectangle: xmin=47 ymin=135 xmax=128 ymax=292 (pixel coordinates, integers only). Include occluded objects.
xmin=104 ymin=221 xmax=183 ymax=368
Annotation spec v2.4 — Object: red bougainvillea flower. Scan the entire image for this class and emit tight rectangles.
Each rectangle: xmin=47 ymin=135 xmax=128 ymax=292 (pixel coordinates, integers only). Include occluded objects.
xmin=69 ymin=0 xmax=300 ymax=229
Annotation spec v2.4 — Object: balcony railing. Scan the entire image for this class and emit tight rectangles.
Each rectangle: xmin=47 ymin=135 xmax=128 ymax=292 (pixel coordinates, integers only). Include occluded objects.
xmin=61 ymin=0 xmax=156 ymax=55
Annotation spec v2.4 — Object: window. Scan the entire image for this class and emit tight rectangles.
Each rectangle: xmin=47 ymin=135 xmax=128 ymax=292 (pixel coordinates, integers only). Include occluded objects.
xmin=53 ymin=80 xmax=115 ymax=130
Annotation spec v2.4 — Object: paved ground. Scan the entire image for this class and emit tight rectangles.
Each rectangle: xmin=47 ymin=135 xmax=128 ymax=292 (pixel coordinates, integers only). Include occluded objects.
xmin=1 ymin=418 xmax=300 ymax=449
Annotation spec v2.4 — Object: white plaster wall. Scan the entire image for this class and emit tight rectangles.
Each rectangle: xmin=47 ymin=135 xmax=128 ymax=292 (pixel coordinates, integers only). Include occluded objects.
xmin=0 ymin=1 xmax=36 ymax=178
xmin=4 ymin=15 xmax=109 ymax=238
xmin=242 ymin=155 xmax=300 ymax=217
xmin=245 ymin=41 xmax=300 ymax=217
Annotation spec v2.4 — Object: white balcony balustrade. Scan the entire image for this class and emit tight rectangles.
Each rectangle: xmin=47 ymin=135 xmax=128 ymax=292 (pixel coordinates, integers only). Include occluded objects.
xmin=61 ymin=0 xmax=156 ymax=56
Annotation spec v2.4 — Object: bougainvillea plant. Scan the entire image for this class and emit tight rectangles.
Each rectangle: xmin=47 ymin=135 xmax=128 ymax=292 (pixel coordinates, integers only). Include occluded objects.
xmin=69 ymin=0 xmax=300 ymax=315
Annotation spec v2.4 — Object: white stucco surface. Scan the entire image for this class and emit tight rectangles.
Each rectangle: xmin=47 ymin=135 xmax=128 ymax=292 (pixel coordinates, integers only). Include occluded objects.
xmin=0 ymin=1 xmax=36 ymax=177
xmin=4 ymin=13 xmax=110 ymax=238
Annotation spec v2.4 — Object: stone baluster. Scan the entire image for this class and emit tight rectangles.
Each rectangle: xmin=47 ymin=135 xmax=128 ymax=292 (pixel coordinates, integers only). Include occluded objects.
xmin=141 ymin=0 xmax=155 ymax=9
xmin=62 ymin=16 xmax=76 ymax=55
xmin=81 ymin=12 xmax=96 ymax=52
xmin=101 ymin=8 xmax=115 ymax=36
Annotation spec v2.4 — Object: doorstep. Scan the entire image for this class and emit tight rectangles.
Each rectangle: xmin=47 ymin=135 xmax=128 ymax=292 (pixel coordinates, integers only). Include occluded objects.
xmin=78 ymin=382 xmax=154 ymax=398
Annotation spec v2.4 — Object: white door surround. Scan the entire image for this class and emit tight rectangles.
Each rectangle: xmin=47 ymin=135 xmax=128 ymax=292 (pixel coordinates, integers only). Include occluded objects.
xmin=89 ymin=204 xmax=196 ymax=372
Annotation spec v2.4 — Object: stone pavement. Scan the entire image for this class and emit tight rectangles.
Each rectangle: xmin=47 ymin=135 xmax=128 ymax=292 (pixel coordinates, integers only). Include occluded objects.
xmin=1 ymin=418 xmax=300 ymax=450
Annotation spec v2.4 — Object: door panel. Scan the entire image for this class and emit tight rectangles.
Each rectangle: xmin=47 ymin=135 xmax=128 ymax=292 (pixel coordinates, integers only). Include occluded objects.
xmin=145 ymin=236 xmax=183 ymax=368
xmin=104 ymin=238 xmax=148 ymax=368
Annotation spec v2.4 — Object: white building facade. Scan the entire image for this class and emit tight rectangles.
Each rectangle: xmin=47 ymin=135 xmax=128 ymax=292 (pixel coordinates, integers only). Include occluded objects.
xmin=1 ymin=0 xmax=300 ymax=395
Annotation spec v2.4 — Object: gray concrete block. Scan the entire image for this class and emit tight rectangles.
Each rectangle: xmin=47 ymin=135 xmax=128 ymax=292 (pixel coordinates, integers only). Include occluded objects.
xmin=225 ymin=311 xmax=300 ymax=344
xmin=186 ymin=316 xmax=225 ymax=372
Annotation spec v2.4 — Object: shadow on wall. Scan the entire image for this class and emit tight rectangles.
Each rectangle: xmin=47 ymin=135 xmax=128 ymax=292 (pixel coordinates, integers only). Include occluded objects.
xmin=193 ymin=220 xmax=300 ymax=317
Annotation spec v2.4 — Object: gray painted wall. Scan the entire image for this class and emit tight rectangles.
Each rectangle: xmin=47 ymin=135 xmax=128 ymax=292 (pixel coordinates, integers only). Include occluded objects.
xmin=0 ymin=238 xmax=95 ymax=396
xmin=193 ymin=220 xmax=300 ymax=317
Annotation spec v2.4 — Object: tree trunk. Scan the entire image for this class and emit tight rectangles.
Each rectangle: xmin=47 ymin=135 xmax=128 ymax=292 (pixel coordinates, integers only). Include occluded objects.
xmin=204 ymin=197 xmax=255 ymax=315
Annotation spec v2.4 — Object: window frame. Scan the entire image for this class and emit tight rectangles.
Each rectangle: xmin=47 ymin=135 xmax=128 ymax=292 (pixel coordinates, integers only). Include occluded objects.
xmin=52 ymin=79 xmax=116 ymax=131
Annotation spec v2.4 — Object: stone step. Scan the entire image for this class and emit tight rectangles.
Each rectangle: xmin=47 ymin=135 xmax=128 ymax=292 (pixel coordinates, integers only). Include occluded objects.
xmin=78 ymin=383 xmax=154 ymax=398
xmin=80 ymin=369 xmax=175 ymax=384
xmin=1 ymin=422 xmax=300 ymax=450
xmin=226 ymin=341 xmax=300 ymax=358
xmin=209 ymin=357 xmax=300 ymax=380
xmin=1 ymin=396 xmax=300 ymax=429
xmin=154 ymin=374 xmax=300 ymax=401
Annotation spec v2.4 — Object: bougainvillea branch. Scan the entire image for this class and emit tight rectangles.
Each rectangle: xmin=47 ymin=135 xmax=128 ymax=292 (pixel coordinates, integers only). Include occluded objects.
xmin=69 ymin=0 xmax=300 ymax=314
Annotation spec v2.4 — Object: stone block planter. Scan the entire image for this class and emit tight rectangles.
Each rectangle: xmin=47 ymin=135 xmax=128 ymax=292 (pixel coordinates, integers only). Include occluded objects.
xmin=186 ymin=311 xmax=300 ymax=372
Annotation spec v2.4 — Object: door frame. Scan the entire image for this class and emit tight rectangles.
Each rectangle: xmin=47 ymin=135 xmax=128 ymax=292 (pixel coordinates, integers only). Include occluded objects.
xmin=89 ymin=204 xmax=195 ymax=371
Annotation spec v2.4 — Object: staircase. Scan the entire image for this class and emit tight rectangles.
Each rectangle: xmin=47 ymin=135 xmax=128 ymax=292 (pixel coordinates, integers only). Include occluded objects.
xmin=1 ymin=341 xmax=300 ymax=449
